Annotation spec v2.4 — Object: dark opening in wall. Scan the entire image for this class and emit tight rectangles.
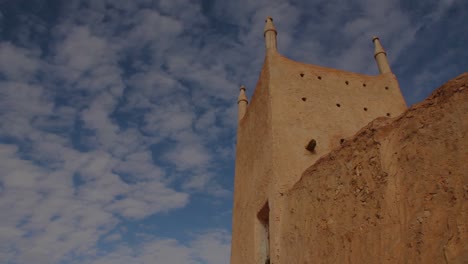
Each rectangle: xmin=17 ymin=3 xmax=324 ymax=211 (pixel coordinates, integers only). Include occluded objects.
xmin=363 ymin=83 xmax=367 ymax=87
xmin=257 ymin=202 xmax=270 ymax=264
xmin=305 ymin=139 xmax=316 ymax=152
xmin=364 ymin=107 xmax=368 ymax=111
xmin=345 ymin=81 xmax=349 ymax=85
xmin=386 ymin=113 xmax=391 ymax=117
xmin=302 ymin=97 xmax=307 ymax=101
xmin=336 ymin=103 xmax=341 ymax=107
xmin=340 ymin=139 xmax=345 ymax=144
xmin=300 ymin=73 xmax=304 ymax=77
xmin=317 ymin=76 xmax=322 ymax=80
xmin=385 ymin=86 xmax=389 ymax=90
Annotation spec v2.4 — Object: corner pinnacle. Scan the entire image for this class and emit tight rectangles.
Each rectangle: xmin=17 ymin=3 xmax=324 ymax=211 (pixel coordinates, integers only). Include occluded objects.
xmin=237 ymin=85 xmax=248 ymax=122
xmin=264 ymin=17 xmax=277 ymax=51
xmin=264 ymin=17 xmax=277 ymax=36
xmin=372 ymin=36 xmax=391 ymax=74
xmin=237 ymin=85 xmax=248 ymax=104
xmin=372 ymin=36 xmax=386 ymax=57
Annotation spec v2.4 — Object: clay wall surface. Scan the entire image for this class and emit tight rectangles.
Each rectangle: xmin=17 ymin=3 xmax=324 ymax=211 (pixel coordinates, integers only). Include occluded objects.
xmin=231 ymin=50 xmax=409 ymax=264
xmin=230 ymin=58 xmax=274 ymax=264
xmin=281 ymin=74 xmax=468 ymax=263
xmin=268 ymin=52 xmax=407 ymax=193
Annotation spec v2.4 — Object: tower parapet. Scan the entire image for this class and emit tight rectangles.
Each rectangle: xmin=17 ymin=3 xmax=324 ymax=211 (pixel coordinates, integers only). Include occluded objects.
xmin=373 ymin=36 xmax=392 ymax=74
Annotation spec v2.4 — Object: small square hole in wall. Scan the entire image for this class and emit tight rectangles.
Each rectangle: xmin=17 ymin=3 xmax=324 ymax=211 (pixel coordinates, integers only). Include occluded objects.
xmin=300 ymin=73 xmax=304 ymax=77
xmin=306 ymin=139 xmax=316 ymax=152
xmin=317 ymin=76 xmax=322 ymax=80
xmin=345 ymin=81 xmax=349 ymax=85
xmin=385 ymin=86 xmax=389 ymax=90
xmin=336 ymin=103 xmax=341 ymax=107
xmin=364 ymin=107 xmax=368 ymax=111
xmin=302 ymin=97 xmax=307 ymax=101
xmin=386 ymin=113 xmax=391 ymax=117
xmin=363 ymin=83 xmax=366 ymax=87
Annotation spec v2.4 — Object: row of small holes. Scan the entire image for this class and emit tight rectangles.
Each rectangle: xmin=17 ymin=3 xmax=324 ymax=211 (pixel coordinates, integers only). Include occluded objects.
xmin=300 ymin=73 xmax=323 ymax=80
xmin=300 ymin=74 xmax=389 ymax=88
xmin=302 ymin=102 xmax=390 ymax=116
xmin=337 ymin=105 xmax=369 ymax=112
xmin=299 ymin=74 xmax=392 ymax=89
xmin=336 ymin=104 xmax=391 ymax=116
xmin=301 ymin=77 xmax=369 ymax=87
xmin=301 ymin=98 xmax=389 ymax=111
xmin=301 ymin=98 xmax=392 ymax=115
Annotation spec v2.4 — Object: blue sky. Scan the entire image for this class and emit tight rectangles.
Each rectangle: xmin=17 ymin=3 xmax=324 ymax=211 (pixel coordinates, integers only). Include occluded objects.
xmin=0 ymin=0 xmax=466 ymax=263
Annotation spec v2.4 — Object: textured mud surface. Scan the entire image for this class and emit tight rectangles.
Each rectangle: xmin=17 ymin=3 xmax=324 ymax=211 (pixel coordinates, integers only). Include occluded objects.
xmin=282 ymin=73 xmax=468 ymax=263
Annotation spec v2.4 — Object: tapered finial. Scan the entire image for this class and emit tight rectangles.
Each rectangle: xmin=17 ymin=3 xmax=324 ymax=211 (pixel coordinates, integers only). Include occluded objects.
xmin=264 ymin=17 xmax=277 ymax=51
xmin=237 ymin=85 xmax=248 ymax=122
xmin=372 ymin=36 xmax=391 ymax=74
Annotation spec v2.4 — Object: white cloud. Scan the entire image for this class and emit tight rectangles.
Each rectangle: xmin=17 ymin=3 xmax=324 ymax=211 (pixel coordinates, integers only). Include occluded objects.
xmin=143 ymin=103 xmax=195 ymax=137
xmin=191 ymin=230 xmax=231 ymax=264
xmin=125 ymin=9 xmax=183 ymax=50
xmin=54 ymin=26 xmax=110 ymax=72
xmin=90 ymin=239 xmax=195 ymax=264
xmin=0 ymin=42 xmax=39 ymax=80
xmin=114 ymin=150 xmax=164 ymax=180
xmin=88 ymin=230 xmax=230 ymax=264
xmin=0 ymin=81 xmax=53 ymax=139
xmin=127 ymin=71 xmax=186 ymax=101
xmin=0 ymin=140 xmax=190 ymax=262
xmin=164 ymin=142 xmax=211 ymax=170
xmin=105 ymin=180 xmax=189 ymax=218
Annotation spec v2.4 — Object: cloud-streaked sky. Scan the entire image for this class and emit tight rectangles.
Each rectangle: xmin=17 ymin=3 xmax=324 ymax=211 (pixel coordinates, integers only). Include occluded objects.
xmin=0 ymin=0 xmax=466 ymax=263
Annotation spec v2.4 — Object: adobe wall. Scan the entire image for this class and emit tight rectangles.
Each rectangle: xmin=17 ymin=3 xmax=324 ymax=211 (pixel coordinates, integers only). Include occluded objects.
xmin=231 ymin=50 xmax=409 ymax=263
xmin=261 ymin=52 xmax=408 ymax=262
xmin=230 ymin=58 xmax=274 ymax=264
xmin=280 ymin=74 xmax=468 ymax=263
xmin=268 ymin=52 xmax=407 ymax=194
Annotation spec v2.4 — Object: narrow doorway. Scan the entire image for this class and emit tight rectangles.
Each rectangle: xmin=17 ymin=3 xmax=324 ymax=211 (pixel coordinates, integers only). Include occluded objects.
xmin=257 ymin=202 xmax=270 ymax=264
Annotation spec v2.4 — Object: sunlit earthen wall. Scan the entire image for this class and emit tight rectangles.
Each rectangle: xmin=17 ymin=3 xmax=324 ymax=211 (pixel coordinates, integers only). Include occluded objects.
xmin=231 ymin=50 xmax=408 ymax=264
xmin=280 ymin=74 xmax=468 ymax=263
